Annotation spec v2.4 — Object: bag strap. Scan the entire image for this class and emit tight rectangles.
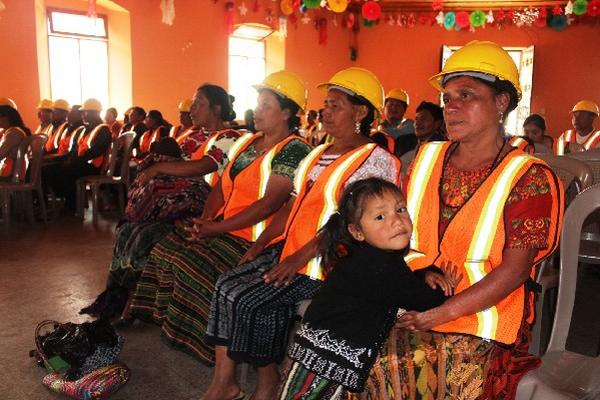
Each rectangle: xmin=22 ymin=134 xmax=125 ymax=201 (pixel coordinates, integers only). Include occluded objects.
xmin=35 ymin=320 xmax=61 ymax=369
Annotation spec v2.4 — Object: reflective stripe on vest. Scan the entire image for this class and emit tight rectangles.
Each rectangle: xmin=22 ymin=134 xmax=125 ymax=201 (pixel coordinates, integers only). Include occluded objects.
xmin=198 ymin=132 xmax=222 ymax=187
xmin=279 ymin=143 xmax=379 ymax=281
xmin=466 ymin=154 xmax=531 ymax=340
xmin=78 ymin=124 xmax=107 ymax=167
xmin=407 ymin=142 xmax=445 ymax=252
xmin=170 ymin=125 xmax=181 ymax=138
xmin=175 ymin=127 xmax=198 ymax=144
xmin=139 ymin=127 xmax=161 ymax=154
xmin=556 ymin=130 xmax=573 ymax=155
xmin=509 ymin=137 xmax=526 ymax=151
xmin=583 ymin=130 xmax=600 ymax=150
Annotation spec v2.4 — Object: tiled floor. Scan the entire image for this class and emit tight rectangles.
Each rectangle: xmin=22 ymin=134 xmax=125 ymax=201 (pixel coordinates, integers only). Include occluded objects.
xmin=0 ymin=215 xmax=255 ymax=400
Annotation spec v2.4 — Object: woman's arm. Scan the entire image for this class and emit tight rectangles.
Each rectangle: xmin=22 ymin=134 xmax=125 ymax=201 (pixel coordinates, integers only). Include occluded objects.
xmin=200 ymin=178 xmax=225 ymax=220
xmin=138 ymin=157 xmax=218 ymax=183
xmin=238 ymin=197 xmax=295 ymax=264
xmin=397 ymin=247 xmax=536 ymax=331
xmin=188 ymin=174 xmax=293 ymax=239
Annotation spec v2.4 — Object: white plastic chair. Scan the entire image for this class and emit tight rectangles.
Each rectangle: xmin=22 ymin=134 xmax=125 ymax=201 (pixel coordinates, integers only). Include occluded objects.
xmin=76 ymin=132 xmax=135 ymax=224
xmin=516 ymin=184 xmax=600 ymax=400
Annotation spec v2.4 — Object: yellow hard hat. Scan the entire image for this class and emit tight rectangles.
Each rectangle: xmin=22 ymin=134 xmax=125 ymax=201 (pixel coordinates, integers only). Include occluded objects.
xmin=80 ymin=98 xmax=103 ymax=112
xmin=386 ymin=88 xmax=410 ymax=106
xmin=0 ymin=97 xmax=18 ymax=110
xmin=52 ymin=99 xmax=70 ymax=111
xmin=253 ymin=70 xmax=308 ymax=112
xmin=178 ymin=98 xmax=193 ymax=113
xmin=429 ymin=40 xmax=522 ymax=101
xmin=571 ymin=100 xmax=599 ymax=116
xmin=317 ymin=67 xmax=385 ymax=116
xmin=37 ymin=98 xmax=54 ymax=110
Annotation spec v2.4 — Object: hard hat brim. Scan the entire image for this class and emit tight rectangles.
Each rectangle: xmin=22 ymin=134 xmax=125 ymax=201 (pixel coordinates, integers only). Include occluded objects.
xmin=317 ymin=82 xmax=382 ymax=117
xmin=428 ymin=68 xmax=522 ymax=101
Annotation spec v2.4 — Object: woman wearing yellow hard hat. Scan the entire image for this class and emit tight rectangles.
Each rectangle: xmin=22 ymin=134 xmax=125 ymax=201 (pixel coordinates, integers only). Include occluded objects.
xmin=555 ymin=100 xmax=600 ymax=155
xmin=123 ymin=71 xmax=312 ymax=372
xmin=357 ymin=41 xmax=564 ymax=400
xmin=0 ymin=98 xmax=30 ymax=181
xmin=200 ymin=67 xmax=401 ymax=400
xmin=35 ymin=98 xmax=54 ymax=135
xmin=169 ymin=98 xmax=194 ymax=139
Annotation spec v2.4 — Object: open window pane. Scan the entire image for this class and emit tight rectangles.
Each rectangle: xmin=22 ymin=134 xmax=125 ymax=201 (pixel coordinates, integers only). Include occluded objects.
xmin=49 ymin=36 xmax=82 ymax=105
xmin=229 ymin=35 xmax=267 ymax=119
xmin=80 ymin=40 xmax=109 ymax=108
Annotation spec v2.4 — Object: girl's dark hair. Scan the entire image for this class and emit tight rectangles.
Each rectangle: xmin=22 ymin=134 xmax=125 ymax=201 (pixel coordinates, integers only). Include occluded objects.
xmin=523 ymin=114 xmax=546 ymax=132
xmin=346 ymin=94 xmax=376 ymax=136
xmin=131 ymin=106 xmax=147 ymax=119
xmin=147 ymin=110 xmax=166 ymax=125
xmin=317 ymin=177 xmax=403 ymax=271
xmin=0 ymin=105 xmax=31 ymax=136
xmin=199 ymin=84 xmax=236 ymax=122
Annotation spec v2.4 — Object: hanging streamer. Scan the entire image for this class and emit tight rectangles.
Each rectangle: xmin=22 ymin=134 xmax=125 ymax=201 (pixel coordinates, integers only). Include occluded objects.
xmin=279 ymin=15 xmax=288 ymax=38
xmin=318 ymin=18 xmax=327 ymax=45
xmin=160 ymin=0 xmax=176 ymax=26
xmin=225 ymin=2 xmax=235 ymax=34
xmin=87 ymin=0 xmax=97 ymax=18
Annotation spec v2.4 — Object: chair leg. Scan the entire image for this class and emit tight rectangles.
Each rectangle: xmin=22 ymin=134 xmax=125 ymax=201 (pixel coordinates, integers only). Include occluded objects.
xmin=529 ymin=288 xmax=545 ymax=356
xmin=76 ymin=180 xmax=84 ymax=219
xmin=92 ymin=184 xmax=99 ymax=225
xmin=24 ymin=191 xmax=35 ymax=223
xmin=117 ymin=184 xmax=125 ymax=213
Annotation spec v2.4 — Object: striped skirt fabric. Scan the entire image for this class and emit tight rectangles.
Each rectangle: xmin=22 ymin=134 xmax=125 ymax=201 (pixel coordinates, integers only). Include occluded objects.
xmin=129 ymin=229 xmax=250 ymax=365
xmin=205 ymin=243 xmax=322 ymax=366
xmin=278 ymin=361 xmax=345 ymax=400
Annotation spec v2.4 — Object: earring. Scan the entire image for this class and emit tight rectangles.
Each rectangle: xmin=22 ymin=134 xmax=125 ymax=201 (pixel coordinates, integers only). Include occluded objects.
xmin=498 ymin=111 xmax=504 ymax=123
xmin=355 ymin=120 xmax=361 ymax=135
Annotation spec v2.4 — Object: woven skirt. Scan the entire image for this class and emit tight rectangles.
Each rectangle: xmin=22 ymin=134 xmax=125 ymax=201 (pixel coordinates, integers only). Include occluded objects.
xmin=129 ymin=229 xmax=250 ymax=365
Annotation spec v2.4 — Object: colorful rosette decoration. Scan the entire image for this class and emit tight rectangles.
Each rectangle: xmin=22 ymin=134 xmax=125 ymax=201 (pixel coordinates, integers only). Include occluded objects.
xmin=361 ymin=1 xmax=381 ymax=21
xmin=455 ymin=11 xmax=470 ymax=28
xmin=573 ymin=0 xmax=588 ymax=15
xmin=469 ymin=10 xmax=486 ymax=27
xmin=443 ymin=11 xmax=456 ymax=30
xmin=551 ymin=14 xmax=567 ymax=30
xmin=327 ymin=0 xmax=348 ymax=13
xmin=303 ymin=0 xmax=320 ymax=9
xmin=280 ymin=0 xmax=294 ymax=16
xmin=535 ymin=8 xmax=548 ymax=27
xmin=588 ymin=0 xmax=600 ymax=16
xmin=361 ymin=17 xmax=377 ymax=27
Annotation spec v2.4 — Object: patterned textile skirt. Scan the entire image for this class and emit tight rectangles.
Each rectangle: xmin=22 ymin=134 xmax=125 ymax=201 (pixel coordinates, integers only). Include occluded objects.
xmin=80 ymin=221 xmax=174 ymax=319
xmin=349 ymin=318 xmax=539 ymax=400
xmin=129 ymin=229 xmax=251 ymax=365
xmin=278 ymin=361 xmax=345 ymax=400
xmin=205 ymin=243 xmax=322 ymax=366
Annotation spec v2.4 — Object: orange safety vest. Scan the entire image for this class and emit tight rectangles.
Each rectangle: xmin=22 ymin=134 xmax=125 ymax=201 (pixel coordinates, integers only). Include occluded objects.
xmin=77 ymin=124 xmax=108 ymax=168
xmin=175 ymin=126 xmax=199 ymax=145
xmin=34 ymin=123 xmax=52 ymax=136
xmin=370 ymin=130 xmax=396 ymax=153
xmin=45 ymin=121 xmax=68 ymax=153
xmin=508 ymin=136 xmax=533 ymax=154
xmin=57 ymin=126 xmax=85 ymax=155
xmin=405 ymin=142 xmax=564 ymax=345
xmin=275 ymin=143 xmax=401 ymax=281
xmin=190 ymin=129 xmax=240 ymax=187
xmin=216 ymin=133 xmax=303 ymax=242
xmin=138 ymin=127 xmax=162 ymax=154
xmin=555 ymin=129 xmax=600 ymax=155
xmin=0 ymin=127 xmax=27 ymax=178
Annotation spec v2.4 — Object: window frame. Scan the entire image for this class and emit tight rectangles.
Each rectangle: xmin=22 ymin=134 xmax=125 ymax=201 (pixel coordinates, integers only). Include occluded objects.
xmin=47 ymin=7 xmax=108 ymax=40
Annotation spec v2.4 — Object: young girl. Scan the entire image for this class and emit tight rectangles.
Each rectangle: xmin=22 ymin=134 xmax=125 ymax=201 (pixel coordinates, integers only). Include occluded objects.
xmin=278 ymin=177 xmax=460 ymax=399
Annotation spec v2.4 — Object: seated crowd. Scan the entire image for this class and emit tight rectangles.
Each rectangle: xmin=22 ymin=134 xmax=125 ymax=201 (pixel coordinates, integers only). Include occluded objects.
xmin=3 ymin=40 xmax=600 ymax=400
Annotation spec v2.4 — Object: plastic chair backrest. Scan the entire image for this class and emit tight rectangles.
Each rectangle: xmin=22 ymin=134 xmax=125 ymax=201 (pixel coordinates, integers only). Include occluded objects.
xmin=27 ymin=135 xmax=48 ymax=186
xmin=10 ymin=135 xmax=30 ymax=183
xmin=117 ymin=132 xmax=136 ymax=184
xmin=536 ymin=153 xmax=593 ymax=205
xmin=568 ymin=149 xmax=600 ymax=184
xmin=546 ymin=184 xmax=600 ymax=353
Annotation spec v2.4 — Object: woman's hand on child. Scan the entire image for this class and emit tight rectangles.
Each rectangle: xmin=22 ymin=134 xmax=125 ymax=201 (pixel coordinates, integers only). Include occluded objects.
xmin=439 ymin=261 xmax=463 ymax=292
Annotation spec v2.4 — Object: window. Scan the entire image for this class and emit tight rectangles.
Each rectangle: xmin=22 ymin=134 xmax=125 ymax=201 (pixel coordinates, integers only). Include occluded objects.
xmin=228 ymin=24 xmax=273 ymax=119
xmin=47 ymin=10 xmax=109 ymax=108
xmin=441 ymin=45 xmax=534 ymax=137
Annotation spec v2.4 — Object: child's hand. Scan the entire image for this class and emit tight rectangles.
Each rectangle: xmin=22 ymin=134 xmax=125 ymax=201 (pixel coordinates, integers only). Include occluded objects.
xmin=424 ymin=271 xmax=454 ymax=296
xmin=439 ymin=261 xmax=463 ymax=292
